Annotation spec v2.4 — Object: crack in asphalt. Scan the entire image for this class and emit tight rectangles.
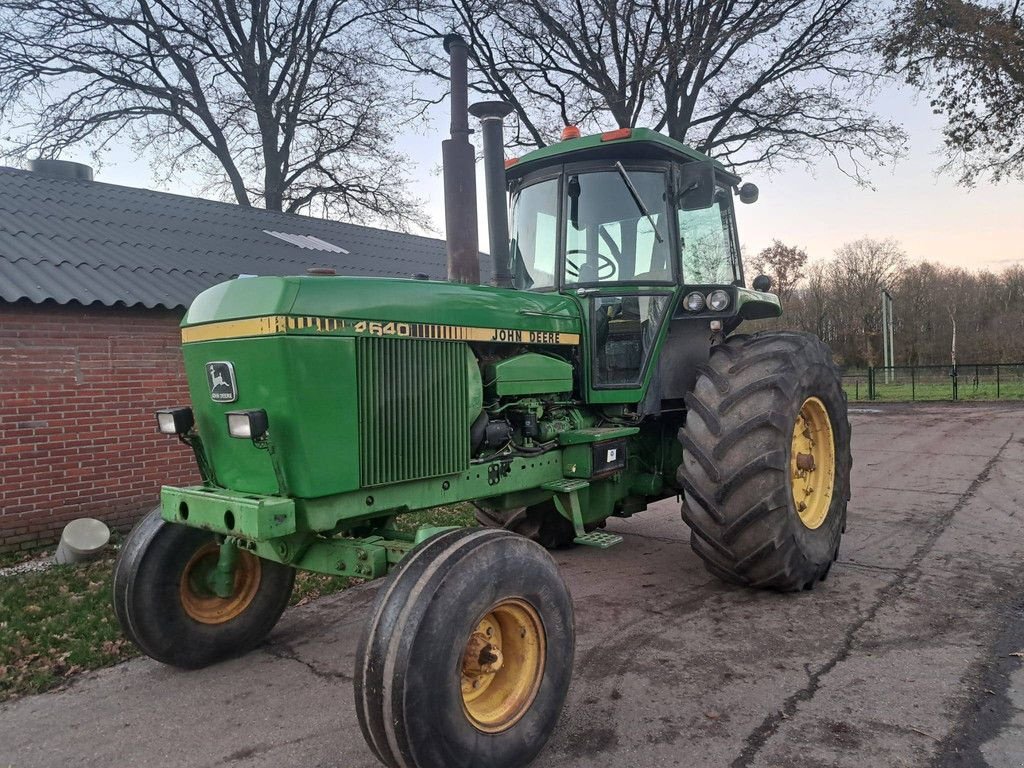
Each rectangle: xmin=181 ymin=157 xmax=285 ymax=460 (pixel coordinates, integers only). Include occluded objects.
xmin=262 ymin=643 xmax=353 ymax=682
xmin=730 ymin=433 xmax=1014 ymax=768
xmin=856 ymin=485 xmax=965 ymax=497
xmin=836 ymin=559 xmax=906 ymax=575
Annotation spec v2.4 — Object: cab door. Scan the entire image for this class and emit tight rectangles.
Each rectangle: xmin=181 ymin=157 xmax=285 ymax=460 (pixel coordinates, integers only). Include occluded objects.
xmin=556 ymin=161 xmax=679 ymax=404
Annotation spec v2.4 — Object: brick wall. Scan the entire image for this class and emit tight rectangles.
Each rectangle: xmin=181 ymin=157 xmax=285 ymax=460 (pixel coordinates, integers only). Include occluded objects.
xmin=0 ymin=301 xmax=198 ymax=551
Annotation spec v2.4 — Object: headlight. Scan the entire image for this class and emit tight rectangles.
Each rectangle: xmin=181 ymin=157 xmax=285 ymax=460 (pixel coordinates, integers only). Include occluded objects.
xmin=707 ymin=290 xmax=731 ymax=311
xmin=156 ymin=407 xmax=194 ymax=435
xmin=684 ymin=292 xmax=706 ymax=312
xmin=226 ymin=410 xmax=269 ymax=440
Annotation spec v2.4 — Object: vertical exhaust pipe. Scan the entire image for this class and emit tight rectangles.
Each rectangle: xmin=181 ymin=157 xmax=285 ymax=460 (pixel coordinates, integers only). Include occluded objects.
xmin=469 ymin=101 xmax=514 ymax=289
xmin=442 ymin=34 xmax=480 ymax=284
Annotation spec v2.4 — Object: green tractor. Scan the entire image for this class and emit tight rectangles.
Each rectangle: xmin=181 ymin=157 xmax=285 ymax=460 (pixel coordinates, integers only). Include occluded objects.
xmin=113 ymin=35 xmax=851 ymax=768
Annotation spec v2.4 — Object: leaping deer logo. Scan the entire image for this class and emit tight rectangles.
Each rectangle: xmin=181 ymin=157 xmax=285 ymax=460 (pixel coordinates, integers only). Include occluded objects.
xmin=206 ymin=362 xmax=237 ymax=402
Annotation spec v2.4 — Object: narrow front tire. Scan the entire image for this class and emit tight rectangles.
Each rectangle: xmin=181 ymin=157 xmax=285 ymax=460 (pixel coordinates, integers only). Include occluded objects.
xmin=355 ymin=528 xmax=574 ymax=768
xmin=112 ymin=508 xmax=295 ymax=668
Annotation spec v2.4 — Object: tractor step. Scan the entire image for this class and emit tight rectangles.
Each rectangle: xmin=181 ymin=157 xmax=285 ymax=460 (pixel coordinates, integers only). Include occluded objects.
xmin=573 ymin=531 xmax=623 ymax=549
xmin=541 ymin=478 xmax=590 ymax=494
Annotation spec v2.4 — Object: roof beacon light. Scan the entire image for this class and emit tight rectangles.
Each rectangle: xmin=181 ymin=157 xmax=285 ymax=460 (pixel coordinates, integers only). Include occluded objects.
xmin=560 ymin=125 xmax=581 ymax=141
xmin=601 ymin=128 xmax=632 ymax=142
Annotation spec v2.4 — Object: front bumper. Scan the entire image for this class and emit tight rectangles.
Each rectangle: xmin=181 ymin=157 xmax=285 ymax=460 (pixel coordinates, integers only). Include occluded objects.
xmin=160 ymin=485 xmax=296 ymax=541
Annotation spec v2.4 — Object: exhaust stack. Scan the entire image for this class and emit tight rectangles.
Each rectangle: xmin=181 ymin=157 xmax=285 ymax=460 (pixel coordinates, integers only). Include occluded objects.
xmin=469 ymin=101 xmax=514 ymax=289
xmin=441 ymin=34 xmax=480 ymax=284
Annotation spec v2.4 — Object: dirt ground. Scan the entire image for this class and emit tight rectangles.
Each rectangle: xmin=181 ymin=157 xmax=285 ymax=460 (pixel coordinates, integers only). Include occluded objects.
xmin=2 ymin=402 xmax=1023 ymax=768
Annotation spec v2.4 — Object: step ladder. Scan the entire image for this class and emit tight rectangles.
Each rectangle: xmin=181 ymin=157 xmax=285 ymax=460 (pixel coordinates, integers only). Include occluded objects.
xmin=542 ymin=479 xmax=622 ymax=549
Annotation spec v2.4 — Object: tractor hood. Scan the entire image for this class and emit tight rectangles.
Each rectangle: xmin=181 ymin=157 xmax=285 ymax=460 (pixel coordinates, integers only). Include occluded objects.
xmin=181 ymin=276 xmax=583 ymax=346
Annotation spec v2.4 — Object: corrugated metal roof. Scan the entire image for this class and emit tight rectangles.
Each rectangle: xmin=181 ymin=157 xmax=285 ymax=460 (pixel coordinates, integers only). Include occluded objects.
xmin=0 ymin=166 xmax=457 ymax=309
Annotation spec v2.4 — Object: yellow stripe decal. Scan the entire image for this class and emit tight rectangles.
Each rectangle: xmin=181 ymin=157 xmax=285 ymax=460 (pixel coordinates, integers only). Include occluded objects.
xmin=182 ymin=316 xmax=580 ymax=346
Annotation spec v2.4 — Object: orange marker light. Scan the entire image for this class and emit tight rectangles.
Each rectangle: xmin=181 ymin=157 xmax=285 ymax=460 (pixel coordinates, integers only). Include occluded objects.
xmin=600 ymin=128 xmax=632 ymax=142
xmin=560 ymin=125 xmax=582 ymax=141
xmin=504 ymin=157 xmax=519 ymax=169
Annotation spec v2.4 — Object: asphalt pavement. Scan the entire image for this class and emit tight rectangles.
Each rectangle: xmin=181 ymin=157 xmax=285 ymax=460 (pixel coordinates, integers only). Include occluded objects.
xmin=2 ymin=402 xmax=1024 ymax=768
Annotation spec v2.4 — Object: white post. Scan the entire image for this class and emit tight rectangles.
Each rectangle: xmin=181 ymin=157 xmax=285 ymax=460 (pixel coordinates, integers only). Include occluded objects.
xmin=881 ymin=290 xmax=889 ymax=384
xmin=886 ymin=292 xmax=895 ymax=371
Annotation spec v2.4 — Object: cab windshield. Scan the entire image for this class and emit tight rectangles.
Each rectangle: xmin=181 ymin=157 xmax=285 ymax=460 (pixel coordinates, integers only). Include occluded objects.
xmin=508 ymin=165 xmax=739 ymax=290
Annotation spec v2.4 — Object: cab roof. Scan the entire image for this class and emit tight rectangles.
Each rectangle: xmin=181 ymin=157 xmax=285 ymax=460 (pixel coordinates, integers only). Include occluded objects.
xmin=506 ymin=127 xmax=735 ymax=181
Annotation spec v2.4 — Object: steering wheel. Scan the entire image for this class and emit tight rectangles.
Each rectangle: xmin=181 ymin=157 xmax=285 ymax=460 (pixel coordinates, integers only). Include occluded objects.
xmin=564 ymin=249 xmax=617 ymax=281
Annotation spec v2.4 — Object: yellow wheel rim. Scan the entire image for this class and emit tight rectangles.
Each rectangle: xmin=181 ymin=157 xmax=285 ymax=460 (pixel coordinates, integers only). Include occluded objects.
xmin=460 ymin=598 xmax=545 ymax=733
xmin=179 ymin=544 xmax=262 ymax=625
xmin=791 ymin=397 xmax=836 ymax=530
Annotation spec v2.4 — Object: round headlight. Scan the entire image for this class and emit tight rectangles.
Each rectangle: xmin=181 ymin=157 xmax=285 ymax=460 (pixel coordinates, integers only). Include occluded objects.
xmin=708 ymin=289 xmax=731 ymax=311
xmin=684 ymin=291 xmax=706 ymax=312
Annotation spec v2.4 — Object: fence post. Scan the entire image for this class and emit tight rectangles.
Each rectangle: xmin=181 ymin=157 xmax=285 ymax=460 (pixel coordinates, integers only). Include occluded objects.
xmin=952 ymin=365 xmax=958 ymax=401
xmin=997 ymin=365 xmax=1001 ymax=399
xmin=868 ymin=367 xmax=874 ymax=401
xmin=911 ymin=367 xmax=915 ymax=401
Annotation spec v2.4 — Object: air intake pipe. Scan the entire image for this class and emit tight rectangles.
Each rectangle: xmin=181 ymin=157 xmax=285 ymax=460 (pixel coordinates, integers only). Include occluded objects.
xmin=469 ymin=101 xmax=515 ymax=289
xmin=441 ymin=34 xmax=480 ymax=285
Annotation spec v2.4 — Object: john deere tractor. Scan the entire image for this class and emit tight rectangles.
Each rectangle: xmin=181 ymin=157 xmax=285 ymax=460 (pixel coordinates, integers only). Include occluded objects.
xmin=113 ymin=35 xmax=851 ymax=768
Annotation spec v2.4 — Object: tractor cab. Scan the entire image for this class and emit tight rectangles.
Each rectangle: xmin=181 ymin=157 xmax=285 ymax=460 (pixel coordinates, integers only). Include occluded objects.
xmin=504 ymin=127 xmax=779 ymax=402
xmin=507 ymin=127 xmax=741 ymax=292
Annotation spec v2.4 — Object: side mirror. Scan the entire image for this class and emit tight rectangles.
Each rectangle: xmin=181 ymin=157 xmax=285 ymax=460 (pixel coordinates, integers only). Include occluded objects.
xmin=677 ymin=162 xmax=716 ymax=211
xmin=752 ymin=274 xmax=773 ymax=292
xmin=738 ymin=183 xmax=759 ymax=204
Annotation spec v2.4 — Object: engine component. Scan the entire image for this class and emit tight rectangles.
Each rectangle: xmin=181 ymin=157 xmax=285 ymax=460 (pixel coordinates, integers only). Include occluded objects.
xmin=483 ymin=420 xmax=513 ymax=449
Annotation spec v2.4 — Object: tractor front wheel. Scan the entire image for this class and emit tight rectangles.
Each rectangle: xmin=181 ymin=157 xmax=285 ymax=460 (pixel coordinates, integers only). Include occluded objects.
xmin=677 ymin=332 xmax=852 ymax=591
xmin=112 ymin=508 xmax=295 ymax=668
xmin=355 ymin=528 xmax=574 ymax=768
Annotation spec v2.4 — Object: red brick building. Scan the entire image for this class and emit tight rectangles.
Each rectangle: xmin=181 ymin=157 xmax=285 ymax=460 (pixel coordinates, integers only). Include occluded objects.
xmin=0 ymin=161 xmax=448 ymax=551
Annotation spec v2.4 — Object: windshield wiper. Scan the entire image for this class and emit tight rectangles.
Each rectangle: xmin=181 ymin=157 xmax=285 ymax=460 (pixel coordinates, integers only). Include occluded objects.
xmin=615 ymin=161 xmax=663 ymax=243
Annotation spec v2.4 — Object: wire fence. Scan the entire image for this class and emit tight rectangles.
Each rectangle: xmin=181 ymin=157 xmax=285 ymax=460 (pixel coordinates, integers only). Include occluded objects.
xmin=842 ymin=364 xmax=1024 ymax=402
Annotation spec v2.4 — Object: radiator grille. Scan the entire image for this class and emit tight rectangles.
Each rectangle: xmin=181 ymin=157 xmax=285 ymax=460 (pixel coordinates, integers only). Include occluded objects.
xmin=357 ymin=337 xmax=469 ymax=487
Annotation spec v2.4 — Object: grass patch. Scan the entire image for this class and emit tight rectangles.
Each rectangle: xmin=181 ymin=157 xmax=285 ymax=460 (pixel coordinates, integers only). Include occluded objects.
xmin=843 ymin=380 xmax=1024 ymax=402
xmin=0 ymin=504 xmax=478 ymax=701
xmin=0 ymin=553 xmax=136 ymax=702
xmin=392 ymin=502 xmax=478 ymax=532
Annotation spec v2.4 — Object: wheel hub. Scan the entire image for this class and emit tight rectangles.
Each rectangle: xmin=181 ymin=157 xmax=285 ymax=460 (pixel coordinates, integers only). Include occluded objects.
xmin=179 ymin=543 xmax=262 ymax=624
xmin=461 ymin=598 xmax=545 ymax=733
xmin=791 ymin=396 xmax=836 ymax=530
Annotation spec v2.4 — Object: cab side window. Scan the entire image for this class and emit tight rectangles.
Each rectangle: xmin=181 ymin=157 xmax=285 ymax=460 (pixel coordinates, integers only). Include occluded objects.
xmin=509 ymin=178 xmax=559 ymax=290
xmin=678 ymin=188 xmax=738 ymax=284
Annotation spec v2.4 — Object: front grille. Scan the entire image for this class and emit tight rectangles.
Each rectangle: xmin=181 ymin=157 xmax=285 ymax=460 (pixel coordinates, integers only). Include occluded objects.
xmin=356 ymin=337 xmax=469 ymax=487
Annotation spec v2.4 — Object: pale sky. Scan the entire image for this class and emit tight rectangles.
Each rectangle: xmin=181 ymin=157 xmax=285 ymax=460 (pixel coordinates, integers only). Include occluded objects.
xmin=68 ymin=81 xmax=1024 ymax=273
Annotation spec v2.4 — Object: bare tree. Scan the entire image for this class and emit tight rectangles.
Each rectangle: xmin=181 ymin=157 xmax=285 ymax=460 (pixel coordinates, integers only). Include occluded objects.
xmin=388 ymin=0 xmax=905 ymax=181
xmin=0 ymin=0 xmax=424 ymax=225
xmin=881 ymin=0 xmax=1024 ymax=184
xmin=751 ymin=240 xmax=809 ymax=300
xmin=828 ymin=238 xmax=907 ymax=365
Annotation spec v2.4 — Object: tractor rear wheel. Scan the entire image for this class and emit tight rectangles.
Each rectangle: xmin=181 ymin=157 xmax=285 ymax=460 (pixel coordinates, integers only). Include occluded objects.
xmin=112 ymin=508 xmax=295 ymax=668
xmin=677 ymin=332 xmax=851 ymax=591
xmin=473 ymin=500 xmax=578 ymax=549
xmin=355 ymin=528 xmax=574 ymax=768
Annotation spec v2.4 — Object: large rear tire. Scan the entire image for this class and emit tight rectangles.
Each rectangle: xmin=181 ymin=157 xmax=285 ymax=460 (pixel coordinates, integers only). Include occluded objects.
xmin=355 ymin=528 xmax=574 ymax=768
xmin=112 ymin=508 xmax=295 ymax=668
xmin=677 ymin=332 xmax=851 ymax=591
xmin=473 ymin=501 xmax=578 ymax=549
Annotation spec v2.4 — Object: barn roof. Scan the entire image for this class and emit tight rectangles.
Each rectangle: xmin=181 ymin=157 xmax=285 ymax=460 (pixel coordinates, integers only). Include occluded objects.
xmin=0 ymin=165 xmax=452 ymax=310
